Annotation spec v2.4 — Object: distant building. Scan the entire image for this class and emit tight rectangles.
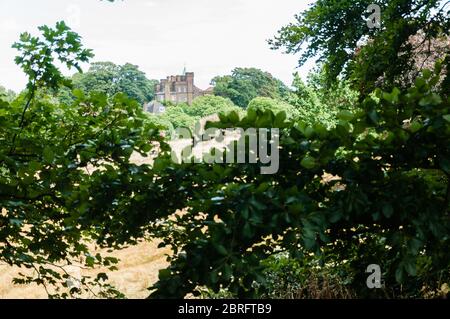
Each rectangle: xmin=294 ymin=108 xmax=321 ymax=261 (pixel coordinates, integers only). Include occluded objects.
xmin=144 ymin=101 xmax=166 ymax=114
xmin=145 ymin=72 xmax=213 ymax=113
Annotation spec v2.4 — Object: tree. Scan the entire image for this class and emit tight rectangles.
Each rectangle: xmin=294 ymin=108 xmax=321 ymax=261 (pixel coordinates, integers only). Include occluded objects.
xmin=212 ymin=68 xmax=291 ymax=108
xmin=160 ymin=104 xmax=199 ymax=129
xmin=0 ymin=22 xmax=167 ymax=298
xmin=3 ymin=1 xmax=450 ymax=300
xmin=146 ymin=1 xmax=450 ymax=297
xmin=156 ymin=96 xmax=243 ymax=130
xmin=115 ymin=63 xmax=159 ymax=104
xmin=0 ymin=86 xmax=16 ymax=102
xmin=185 ymin=95 xmax=242 ymax=118
xmin=269 ymin=0 xmax=450 ymax=96
xmin=150 ymin=65 xmax=450 ymax=299
xmin=247 ymin=97 xmax=300 ymax=120
xmin=287 ymin=69 xmax=359 ymax=127
xmin=61 ymin=61 xmax=158 ymax=105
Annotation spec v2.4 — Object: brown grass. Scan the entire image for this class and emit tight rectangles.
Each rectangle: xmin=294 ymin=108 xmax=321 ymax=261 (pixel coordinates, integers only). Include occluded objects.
xmin=0 ymin=240 xmax=171 ymax=299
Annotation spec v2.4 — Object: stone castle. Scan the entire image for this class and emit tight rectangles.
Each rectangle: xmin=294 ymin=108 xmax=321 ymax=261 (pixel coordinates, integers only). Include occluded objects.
xmin=145 ymin=72 xmax=213 ymax=114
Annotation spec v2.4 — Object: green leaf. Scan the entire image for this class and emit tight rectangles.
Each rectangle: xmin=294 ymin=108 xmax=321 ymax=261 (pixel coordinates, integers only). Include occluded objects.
xmin=304 ymin=126 xmax=315 ymax=138
xmin=382 ymin=203 xmax=394 ymax=218
xmin=440 ymin=158 xmax=450 ymax=174
xmin=274 ymin=111 xmax=287 ymax=127
xmin=228 ymin=111 xmax=240 ymax=124
xmin=243 ymin=223 xmax=253 ymax=238
xmin=421 ymin=69 xmax=432 ymax=79
xmin=43 ymin=146 xmax=54 ymax=163
xmin=85 ymin=255 xmax=95 ymax=267
xmin=337 ymin=110 xmax=354 ymax=121
xmin=407 ymin=238 xmax=422 ymax=255
xmin=395 ymin=267 xmax=405 ymax=283
xmin=210 ymin=271 xmax=218 ymax=284
xmin=215 ymin=244 xmax=228 ymax=256
xmin=255 ymin=182 xmax=269 ymax=193
xmin=404 ymin=260 xmax=416 ymax=276
xmin=219 ymin=113 xmax=228 ymax=123
xmin=303 ymin=236 xmax=316 ymax=250
xmin=222 ymin=264 xmax=232 ymax=281
xmin=419 ymin=94 xmax=442 ymax=106
xmin=409 ymin=120 xmax=422 ymax=133
xmin=72 ymin=88 xmax=85 ymax=99
xmin=159 ymin=269 xmax=171 ymax=280
xmin=301 ymin=156 xmax=316 ymax=169
xmin=368 ymin=109 xmax=379 ymax=125
xmin=249 ymin=197 xmax=266 ymax=211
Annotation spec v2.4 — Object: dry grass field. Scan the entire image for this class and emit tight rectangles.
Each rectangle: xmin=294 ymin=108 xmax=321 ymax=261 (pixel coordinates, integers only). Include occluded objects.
xmin=0 ymin=132 xmax=237 ymax=299
xmin=0 ymin=240 xmax=171 ymax=299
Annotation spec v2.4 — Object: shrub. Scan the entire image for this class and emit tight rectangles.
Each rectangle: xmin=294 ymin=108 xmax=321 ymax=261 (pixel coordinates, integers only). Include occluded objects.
xmin=149 ymin=64 xmax=450 ymax=299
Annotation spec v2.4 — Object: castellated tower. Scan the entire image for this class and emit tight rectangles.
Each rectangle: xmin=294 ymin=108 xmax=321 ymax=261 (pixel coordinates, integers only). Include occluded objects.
xmin=153 ymin=72 xmax=212 ymax=106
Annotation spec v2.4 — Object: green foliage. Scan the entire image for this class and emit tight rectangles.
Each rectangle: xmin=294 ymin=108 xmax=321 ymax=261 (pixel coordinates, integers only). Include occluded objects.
xmin=13 ymin=21 xmax=93 ymax=91
xmin=185 ymin=95 xmax=242 ymax=118
xmin=289 ymin=70 xmax=359 ymax=127
xmin=212 ymin=68 xmax=291 ymax=108
xmin=149 ymin=65 xmax=450 ymax=299
xmin=146 ymin=113 xmax=174 ymax=132
xmin=270 ymin=0 xmax=450 ymax=96
xmin=158 ymin=96 xmax=242 ymax=129
xmin=0 ymin=86 xmax=16 ymax=102
xmin=59 ymin=61 xmax=158 ymax=105
xmin=259 ymin=252 xmax=354 ymax=299
xmin=2 ymin=2 xmax=450 ymax=301
xmin=247 ymin=97 xmax=300 ymax=120
xmin=0 ymin=22 xmax=165 ymax=298
xmin=160 ymin=104 xmax=198 ymax=129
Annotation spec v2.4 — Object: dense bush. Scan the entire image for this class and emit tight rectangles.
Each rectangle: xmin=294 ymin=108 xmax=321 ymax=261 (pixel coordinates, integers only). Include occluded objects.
xmin=159 ymin=104 xmax=198 ymax=130
xmin=149 ymin=63 xmax=450 ymax=298
xmin=185 ymin=95 xmax=242 ymax=118
xmin=157 ymin=95 xmax=243 ymax=130
xmin=247 ymin=97 xmax=300 ymax=121
xmin=289 ymin=71 xmax=359 ymax=127
xmin=259 ymin=252 xmax=354 ymax=299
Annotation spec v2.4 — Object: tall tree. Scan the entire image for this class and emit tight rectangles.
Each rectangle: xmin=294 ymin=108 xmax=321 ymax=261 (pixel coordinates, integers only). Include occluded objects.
xmin=67 ymin=62 xmax=158 ymax=105
xmin=287 ymin=68 xmax=359 ymax=127
xmin=269 ymin=0 xmax=450 ymax=96
xmin=0 ymin=22 xmax=166 ymax=298
xmin=212 ymin=67 xmax=290 ymax=108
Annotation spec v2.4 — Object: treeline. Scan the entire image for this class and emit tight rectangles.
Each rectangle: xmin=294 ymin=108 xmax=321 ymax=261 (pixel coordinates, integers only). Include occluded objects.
xmin=2 ymin=60 xmax=359 ymax=131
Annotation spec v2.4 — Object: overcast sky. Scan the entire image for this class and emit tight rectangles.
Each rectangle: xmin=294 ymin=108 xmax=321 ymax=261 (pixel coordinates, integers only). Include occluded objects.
xmin=0 ymin=0 xmax=315 ymax=92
